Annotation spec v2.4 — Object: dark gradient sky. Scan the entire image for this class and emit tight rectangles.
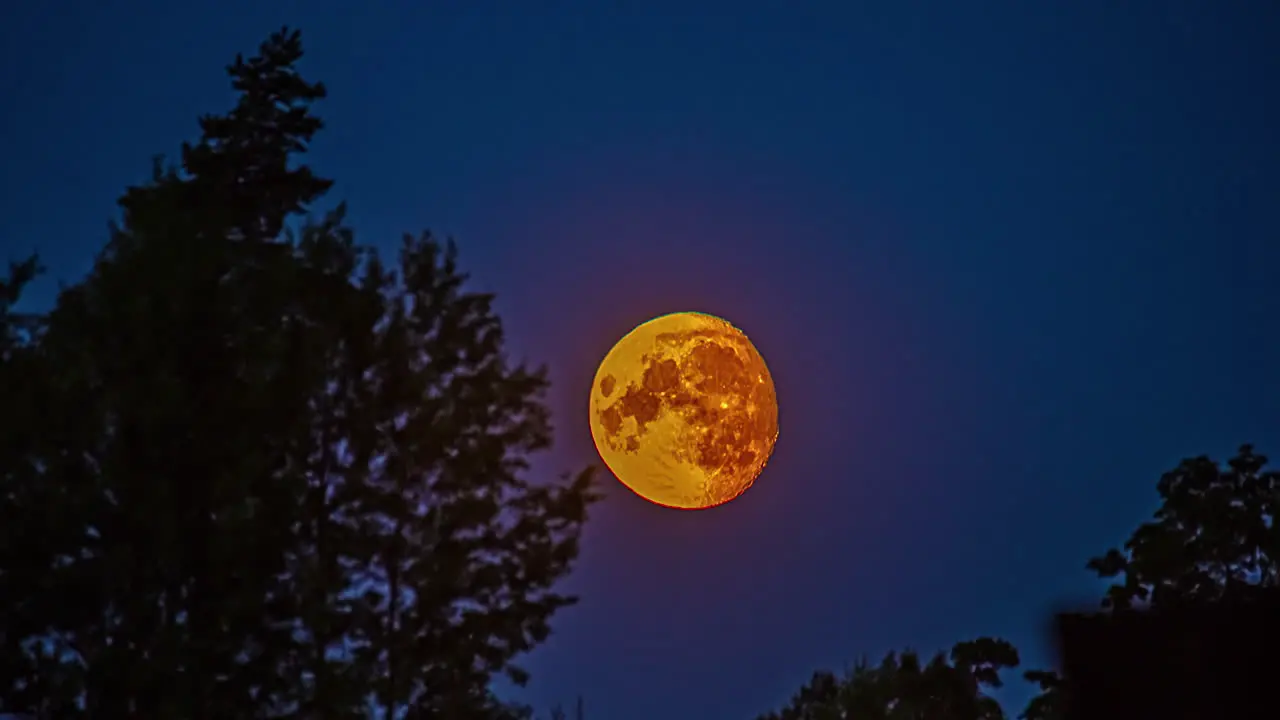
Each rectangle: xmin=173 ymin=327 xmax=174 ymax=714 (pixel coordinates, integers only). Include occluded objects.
xmin=3 ymin=2 xmax=1278 ymax=717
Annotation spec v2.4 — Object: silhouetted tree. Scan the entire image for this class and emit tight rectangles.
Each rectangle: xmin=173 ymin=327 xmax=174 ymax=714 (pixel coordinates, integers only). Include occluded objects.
xmin=0 ymin=27 xmax=597 ymax=718
xmin=0 ymin=255 xmax=42 ymax=358
xmin=1019 ymin=444 xmax=1278 ymax=719
xmin=1017 ymin=670 xmax=1062 ymax=720
xmin=757 ymin=638 xmax=1020 ymax=720
xmin=1088 ymin=444 xmax=1278 ymax=610
xmin=0 ymin=256 xmax=86 ymax=718
xmin=336 ymin=234 xmax=598 ymax=718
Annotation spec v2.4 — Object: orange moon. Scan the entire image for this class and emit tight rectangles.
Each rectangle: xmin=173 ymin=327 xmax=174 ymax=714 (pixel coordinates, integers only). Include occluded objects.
xmin=588 ymin=311 xmax=779 ymax=510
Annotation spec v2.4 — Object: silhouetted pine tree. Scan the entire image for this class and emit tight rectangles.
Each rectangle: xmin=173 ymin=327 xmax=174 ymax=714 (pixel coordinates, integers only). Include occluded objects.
xmin=0 ymin=27 xmax=597 ymax=718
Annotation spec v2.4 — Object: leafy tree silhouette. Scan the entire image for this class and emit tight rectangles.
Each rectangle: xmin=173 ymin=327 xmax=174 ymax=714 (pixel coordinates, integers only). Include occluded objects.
xmin=1020 ymin=444 xmax=1279 ymax=719
xmin=755 ymin=446 xmax=1277 ymax=720
xmin=1087 ymin=444 xmax=1278 ymax=609
xmin=755 ymin=638 xmax=1020 ymax=720
xmin=1017 ymin=670 xmax=1062 ymax=720
xmin=0 ymin=27 xmax=598 ymax=718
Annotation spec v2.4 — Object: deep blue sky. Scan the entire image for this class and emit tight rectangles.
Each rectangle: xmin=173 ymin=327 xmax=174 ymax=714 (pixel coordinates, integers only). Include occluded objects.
xmin=3 ymin=1 xmax=1278 ymax=717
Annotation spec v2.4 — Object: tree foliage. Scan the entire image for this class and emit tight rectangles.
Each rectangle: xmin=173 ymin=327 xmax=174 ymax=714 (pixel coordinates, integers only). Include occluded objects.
xmin=1086 ymin=444 xmax=1278 ymax=610
xmin=0 ymin=27 xmax=597 ymax=718
xmin=756 ymin=638 xmax=1020 ymax=720
xmin=1016 ymin=670 xmax=1062 ymax=720
xmin=759 ymin=446 xmax=1277 ymax=720
xmin=1017 ymin=444 xmax=1278 ymax=720
xmin=0 ymin=255 xmax=43 ymax=359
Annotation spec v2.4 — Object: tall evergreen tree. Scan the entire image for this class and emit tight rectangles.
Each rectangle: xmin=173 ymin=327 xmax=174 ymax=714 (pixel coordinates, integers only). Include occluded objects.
xmin=0 ymin=27 xmax=598 ymax=718
xmin=0 ymin=27 xmax=338 ymax=717
xmin=342 ymin=235 xmax=597 ymax=717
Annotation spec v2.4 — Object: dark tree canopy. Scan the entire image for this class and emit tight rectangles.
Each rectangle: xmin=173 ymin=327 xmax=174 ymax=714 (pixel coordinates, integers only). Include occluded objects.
xmin=0 ymin=255 xmax=42 ymax=359
xmin=1017 ymin=670 xmax=1062 ymax=720
xmin=1017 ymin=444 xmax=1278 ymax=720
xmin=0 ymin=27 xmax=597 ymax=718
xmin=1087 ymin=444 xmax=1278 ymax=610
xmin=756 ymin=446 xmax=1276 ymax=720
xmin=756 ymin=638 xmax=1020 ymax=720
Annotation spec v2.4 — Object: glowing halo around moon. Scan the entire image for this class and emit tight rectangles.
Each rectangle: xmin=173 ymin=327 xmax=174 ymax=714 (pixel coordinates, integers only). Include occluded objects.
xmin=588 ymin=311 xmax=779 ymax=510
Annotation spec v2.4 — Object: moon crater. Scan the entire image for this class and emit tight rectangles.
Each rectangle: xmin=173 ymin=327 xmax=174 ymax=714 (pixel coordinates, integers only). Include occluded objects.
xmin=589 ymin=312 xmax=779 ymax=509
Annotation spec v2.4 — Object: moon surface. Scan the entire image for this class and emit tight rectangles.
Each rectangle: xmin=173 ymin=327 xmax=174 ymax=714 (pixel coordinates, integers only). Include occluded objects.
xmin=589 ymin=311 xmax=779 ymax=510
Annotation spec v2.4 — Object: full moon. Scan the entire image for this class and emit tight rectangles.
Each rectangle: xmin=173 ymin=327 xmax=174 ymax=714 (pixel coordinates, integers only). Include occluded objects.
xmin=589 ymin=311 xmax=779 ymax=510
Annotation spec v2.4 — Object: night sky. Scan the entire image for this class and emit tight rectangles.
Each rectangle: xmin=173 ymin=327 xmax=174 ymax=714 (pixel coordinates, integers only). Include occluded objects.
xmin=3 ymin=2 xmax=1278 ymax=718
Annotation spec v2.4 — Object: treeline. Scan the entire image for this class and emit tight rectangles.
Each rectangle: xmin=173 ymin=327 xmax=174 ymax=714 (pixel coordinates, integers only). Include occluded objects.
xmin=2 ymin=27 xmax=1275 ymax=720
xmin=756 ymin=443 xmax=1278 ymax=719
